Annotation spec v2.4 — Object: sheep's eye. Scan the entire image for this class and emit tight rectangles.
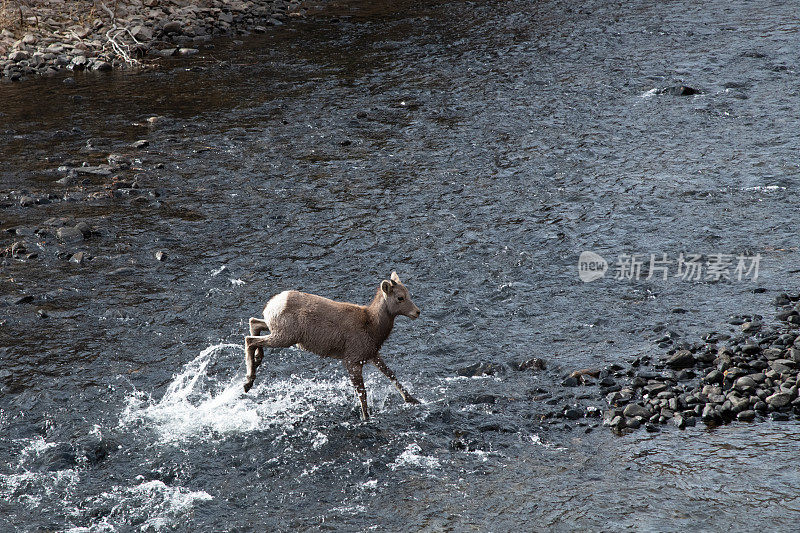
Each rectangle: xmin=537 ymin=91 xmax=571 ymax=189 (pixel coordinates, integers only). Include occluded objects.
xmin=397 ymin=297 xmax=405 ymax=302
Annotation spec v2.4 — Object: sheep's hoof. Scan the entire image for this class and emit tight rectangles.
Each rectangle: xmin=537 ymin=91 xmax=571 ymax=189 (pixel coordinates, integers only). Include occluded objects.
xmin=404 ymin=395 xmax=421 ymax=404
xmin=243 ymin=379 xmax=254 ymax=393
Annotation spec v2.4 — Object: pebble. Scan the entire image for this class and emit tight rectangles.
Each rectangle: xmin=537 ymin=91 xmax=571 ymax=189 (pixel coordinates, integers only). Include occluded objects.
xmin=131 ymin=139 xmax=150 ymax=149
xmin=56 ymin=226 xmax=84 ymax=242
xmin=155 ymin=250 xmax=166 ymax=261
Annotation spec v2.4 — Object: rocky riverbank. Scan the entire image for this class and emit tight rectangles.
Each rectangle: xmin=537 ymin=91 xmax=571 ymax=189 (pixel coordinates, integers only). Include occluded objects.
xmin=549 ymin=293 xmax=800 ymax=434
xmin=0 ymin=0 xmax=309 ymax=81
xmin=456 ymin=292 xmax=800 ymax=436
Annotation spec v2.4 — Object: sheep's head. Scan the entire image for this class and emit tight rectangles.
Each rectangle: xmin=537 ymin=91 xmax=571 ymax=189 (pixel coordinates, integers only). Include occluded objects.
xmin=381 ymin=271 xmax=420 ymax=319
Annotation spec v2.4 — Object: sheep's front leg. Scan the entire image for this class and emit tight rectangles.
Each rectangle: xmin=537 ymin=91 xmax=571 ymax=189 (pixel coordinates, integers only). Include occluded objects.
xmin=372 ymin=354 xmax=420 ymax=404
xmin=345 ymin=361 xmax=369 ymax=421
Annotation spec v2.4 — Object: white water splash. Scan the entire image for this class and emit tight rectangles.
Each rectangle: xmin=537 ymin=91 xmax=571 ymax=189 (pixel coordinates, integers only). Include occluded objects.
xmin=389 ymin=443 xmax=440 ymax=471
xmin=65 ymin=480 xmax=212 ymax=533
xmin=120 ymin=343 xmax=351 ymax=443
xmin=742 ymin=185 xmax=785 ymax=192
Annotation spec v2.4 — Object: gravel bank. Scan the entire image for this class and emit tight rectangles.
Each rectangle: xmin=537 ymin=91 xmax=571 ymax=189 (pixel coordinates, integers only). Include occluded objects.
xmin=0 ymin=0 xmax=309 ymax=81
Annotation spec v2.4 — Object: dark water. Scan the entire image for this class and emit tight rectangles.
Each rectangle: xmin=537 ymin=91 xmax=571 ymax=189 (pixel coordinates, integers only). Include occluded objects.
xmin=2 ymin=0 xmax=800 ymax=530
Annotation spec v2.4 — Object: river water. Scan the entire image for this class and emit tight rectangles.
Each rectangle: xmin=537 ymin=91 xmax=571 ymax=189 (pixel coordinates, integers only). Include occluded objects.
xmin=1 ymin=0 xmax=799 ymax=530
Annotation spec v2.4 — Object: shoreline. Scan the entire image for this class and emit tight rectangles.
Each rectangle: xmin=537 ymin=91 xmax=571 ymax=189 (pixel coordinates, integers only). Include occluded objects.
xmin=0 ymin=0 xmax=313 ymax=81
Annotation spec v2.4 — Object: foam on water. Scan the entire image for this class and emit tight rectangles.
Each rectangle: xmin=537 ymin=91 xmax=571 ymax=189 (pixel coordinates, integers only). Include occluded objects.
xmin=1 ymin=432 xmax=212 ymax=532
xmin=743 ymin=185 xmax=785 ymax=192
xmin=120 ymin=343 xmax=353 ymax=443
xmin=0 ymin=436 xmax=81 ymax=506
xmin=70 ymin=480 xmax=213 ymax=533
xmin=388 ymin=443 xmax=441 ymax=471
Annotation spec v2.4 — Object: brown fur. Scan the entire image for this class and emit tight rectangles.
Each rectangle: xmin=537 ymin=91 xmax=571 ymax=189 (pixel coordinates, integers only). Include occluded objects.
xmin=244 ymin=271 xmax=421 ymax=420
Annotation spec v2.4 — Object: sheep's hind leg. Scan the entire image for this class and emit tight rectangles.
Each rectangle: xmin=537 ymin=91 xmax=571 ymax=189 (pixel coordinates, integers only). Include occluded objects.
xmin=243 ymin=333 xmax=293 ymax=392
xmin=248 ymin=317 xmax=269 ymax=366
xmin=345 ymin=361 xmax=369 ymax=421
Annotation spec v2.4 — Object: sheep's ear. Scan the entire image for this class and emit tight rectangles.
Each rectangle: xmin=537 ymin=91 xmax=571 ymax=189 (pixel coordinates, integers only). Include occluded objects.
xmin=381 ymin=280 xmax=393 ymax=295
xmin=391 ymin=271 xmax=401 ymax=284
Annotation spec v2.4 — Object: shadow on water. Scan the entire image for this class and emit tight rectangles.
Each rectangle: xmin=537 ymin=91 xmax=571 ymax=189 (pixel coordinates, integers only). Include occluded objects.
xmin=1 ymin=0 xmax=800 ymax=530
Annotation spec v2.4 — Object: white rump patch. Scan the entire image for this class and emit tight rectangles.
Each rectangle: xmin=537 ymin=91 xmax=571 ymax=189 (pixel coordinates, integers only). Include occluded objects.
xmin=264 ymin=290 xmax=290 ymax=328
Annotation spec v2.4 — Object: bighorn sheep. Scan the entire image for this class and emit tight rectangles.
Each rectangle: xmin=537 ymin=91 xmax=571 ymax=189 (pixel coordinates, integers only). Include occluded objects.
xmin=244 ymin=272 xmax=421 ymax=420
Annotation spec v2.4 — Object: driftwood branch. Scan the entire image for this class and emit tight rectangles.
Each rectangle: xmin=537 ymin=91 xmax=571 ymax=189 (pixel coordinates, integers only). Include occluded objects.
xmin=99 ymin=1 xmax=142 ymax=67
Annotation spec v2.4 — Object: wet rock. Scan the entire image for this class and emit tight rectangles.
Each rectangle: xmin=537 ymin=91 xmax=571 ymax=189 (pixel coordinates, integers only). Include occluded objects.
xmin=14 ymin=295 xmax=34 ymax=305
xmin=664 ymin=349 xmax=695 ymax=369
xmin=75 ymin=221 xmax=91 ymax=236
xmin=643 ymin=383 xmax=668 ymax=395
xmin=775 ymin=293 xmax=791 ymax=306
xmin=701 ymin=404 xmax=721 ymax=425
xmin=563 ymin=408 xmax=582 ymax=420
xmin=72 ymin=165 xmax=112 ymax=176
xmin=728 ymin=316 xmax=747 ymax=326
xmin=155 ymin=250 xmax=166 ymax=261
xmin=468 ymin=394 xmax=497 ymax=405
xmin=56 ymin=226 xmax=84 ymax=242
xmin=561 ymin=376 xmax=579 ymax=387
xmin=659 ymin=85 xmax=701 ymax=96
xmin=178 ymin=48 xmax=199 ymax=56
xmin=770 ymin=361 xmax=793 ymax=374
xmin=734 ymin=376 xmax=756 ymax=393
xmin=131 ymin=25 xmax=153 ymax=41
xmin=599 ymin=377 xmax=616 ymax=388
xmin=69 ymin=251 xmax=87 ymax=264
xmin=673 ymin=413 xmax=686 ymax=429
xmin=729 ymin=395 xmax=749 ymax=412
xmin=763 ymin=348 xmax=785 ymax=361
xmin=108 ymin=267 xmax=135 ymax=275
xmin=9 ymin=50 xmax=29 ymax=62
xmin=741 ymin=321 xmax=761 ymax=333
xmin=741 ymin=344 xmax=760 ymax=356
xmin=94 ymin=61 xmax=112 ymax=71
xmin=622 ymin=403 xmax=650 ymax=418
xmin=162 ymin=21 xmax=182 ymax=35
xmin=766 ymin=392 xmax=792 ymax=408
xmin=457 ymin=362 xmax=504 ymax=378
xmin=131 ymin=139 xmax=149 ymax=149
xmin=71 ymin=55 xmax=87 ymax=69
xmin=737 ymin=410 xmax=756 ymax=422
xmin=704 ymin=369 xmax=723 ymax=384
xmin=606 ymin=390 xmax=632 ymax=406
